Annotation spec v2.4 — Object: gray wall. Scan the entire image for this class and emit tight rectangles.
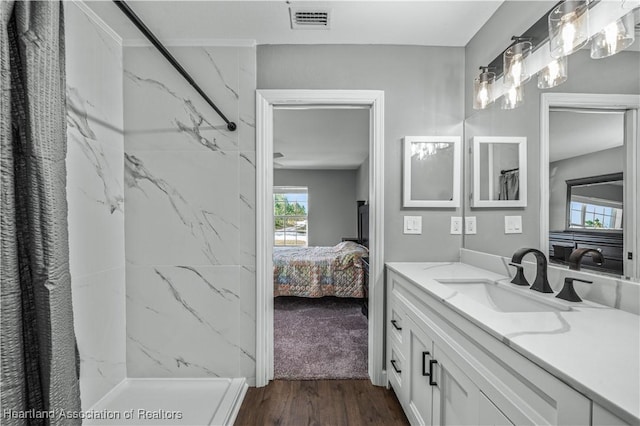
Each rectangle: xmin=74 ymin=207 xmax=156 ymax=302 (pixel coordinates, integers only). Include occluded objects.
xmin=259 ymin=45 xmax=465 ymax=261
xmin=274 ymin=169 xmax=358 ymax=246
xmin=463 ymin=2 xmax=640 ymax=257
xmin=549 ymin=146 xmax=624 ymax=230
xmin=356 ymin=156 xmax=369 ymax=202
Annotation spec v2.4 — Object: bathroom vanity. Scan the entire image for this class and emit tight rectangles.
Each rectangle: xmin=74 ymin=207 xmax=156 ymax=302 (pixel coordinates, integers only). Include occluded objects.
xmin=385 ymin=262 xmax=639 ymax=426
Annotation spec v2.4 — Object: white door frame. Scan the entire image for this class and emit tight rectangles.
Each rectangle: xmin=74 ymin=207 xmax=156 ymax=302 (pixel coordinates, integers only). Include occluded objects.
xmin=256 ymin=89 xmax=386 ymax=387
xmin=540 ymin=93 xmax=640 ymax=278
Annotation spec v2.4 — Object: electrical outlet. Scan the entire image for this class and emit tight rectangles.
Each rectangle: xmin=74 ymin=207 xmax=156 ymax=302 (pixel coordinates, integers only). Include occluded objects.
xmin=450 ymin=217 xmax=462 ymax=235
xmin=465 ymin=216 xmax=477 ymax=235
xmin=505 ymin=215 xmax=522 ymax=234
xmin=403 ymin=216 xmax=422 ymax=234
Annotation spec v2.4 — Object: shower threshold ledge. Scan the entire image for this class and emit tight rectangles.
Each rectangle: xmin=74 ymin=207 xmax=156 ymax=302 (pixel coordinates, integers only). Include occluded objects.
xmin=84 ymin=378 xmax=247 ymax=425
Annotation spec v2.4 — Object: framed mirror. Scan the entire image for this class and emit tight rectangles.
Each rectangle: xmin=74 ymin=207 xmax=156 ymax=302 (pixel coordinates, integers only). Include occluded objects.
xmin=472 ymin=136 xmax=527 ymax=208
xmin=402 ymin=136 xmax=461 ymax=208
xmin=548 ymin=173 xmax=625 ymax=275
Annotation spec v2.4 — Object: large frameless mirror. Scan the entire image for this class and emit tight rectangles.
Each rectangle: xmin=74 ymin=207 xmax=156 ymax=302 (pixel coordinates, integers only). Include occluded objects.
xmin=547 ymin=107 xmax=632 ymax=277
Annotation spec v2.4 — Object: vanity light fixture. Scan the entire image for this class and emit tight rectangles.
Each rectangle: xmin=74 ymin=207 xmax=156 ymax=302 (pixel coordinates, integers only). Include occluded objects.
xmin=537 ymin=56 xmax=568 ymax=89
xmin=473 ymin=66 xmax=495 ymax=110
xmin=474 ymin=0 xmax=638 ymax=110
xmin=590 ymin=11 xmax=636 ymax=59
xmin=548 ymin=0 xmax=590 ymax=58
xmin=503 ymin=37 xmax=533 ymax=87
xmin=502 ymin=84 xmax=524 ymax=110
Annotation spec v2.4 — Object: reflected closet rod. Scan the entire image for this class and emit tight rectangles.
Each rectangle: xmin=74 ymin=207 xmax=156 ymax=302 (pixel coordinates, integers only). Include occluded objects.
xmin=112 ymin=0 xmax=237 ymax=131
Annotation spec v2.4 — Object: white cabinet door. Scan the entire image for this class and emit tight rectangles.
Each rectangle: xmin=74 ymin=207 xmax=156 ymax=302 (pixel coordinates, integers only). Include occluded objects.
xmin=432 ymin=343 xmax=482 ymax=426
xmin=479 ymin=392 xmax=514 ymax=426
xmin=406 ymin=317 xmax=435 ymax=426
xmin=592 ymin=402 xmax=631 ymax=425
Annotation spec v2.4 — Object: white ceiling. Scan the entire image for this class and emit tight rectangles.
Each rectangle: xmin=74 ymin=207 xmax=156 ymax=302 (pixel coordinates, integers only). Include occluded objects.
xmin=549 ymin=110 xmax=625 ymax=163
xmin=85 ymin=1 xmax=504 ymax=46
xmin=273 ymin=108 xmax=369 ymax=169
xmin=84 ymin=0 xmax=505 ymax=169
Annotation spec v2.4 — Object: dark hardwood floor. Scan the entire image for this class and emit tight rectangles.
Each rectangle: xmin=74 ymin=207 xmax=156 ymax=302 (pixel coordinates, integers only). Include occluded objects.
xmin=234 ymin=380 xmax=408 ymax=426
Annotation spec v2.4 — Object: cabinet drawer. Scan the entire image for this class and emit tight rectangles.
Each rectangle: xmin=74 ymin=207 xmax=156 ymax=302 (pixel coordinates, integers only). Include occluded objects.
xmin=388 ymin=343 xmax=406 ymax=400
xmin=388 ymin=303 xmax=406 ymax=346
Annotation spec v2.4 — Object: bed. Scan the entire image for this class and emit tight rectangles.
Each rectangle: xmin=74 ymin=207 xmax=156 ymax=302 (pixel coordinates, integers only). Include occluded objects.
xmin=273 ymin=202 xmax=369 ymax=298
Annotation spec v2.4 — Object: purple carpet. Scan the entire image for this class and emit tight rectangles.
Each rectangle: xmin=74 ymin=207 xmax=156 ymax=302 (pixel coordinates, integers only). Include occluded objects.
xmin=274 ymin=296 xmax=369 ymax=380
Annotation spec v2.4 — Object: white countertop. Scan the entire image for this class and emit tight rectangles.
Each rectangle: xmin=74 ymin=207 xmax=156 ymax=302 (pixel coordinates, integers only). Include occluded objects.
xmin=386 ymin=262 xmax=640 ymax=423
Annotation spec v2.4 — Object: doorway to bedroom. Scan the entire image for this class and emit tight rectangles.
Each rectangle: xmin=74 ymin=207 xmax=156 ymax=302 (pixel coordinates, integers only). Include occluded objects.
xmin=256 ymin=90 xmax=385 ymax=387
xmin=272 ymin=107 xmax=370 ymax=380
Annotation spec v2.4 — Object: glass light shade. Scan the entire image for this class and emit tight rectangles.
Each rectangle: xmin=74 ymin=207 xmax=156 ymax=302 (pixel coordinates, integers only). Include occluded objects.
xmin=548 ymin=0 xmax=590 ymax=58
xmin=502 ymin=84 xmax=524 ymax=110
xmin=504 ymin=41 xmax=533 ymax=87
xmin=537 ymin=56 xmax=568 ymax=89
xmin=473 ymin=70 xmax=495 ymax=110
xmin=591 ymin=12 xmax=636 ymax=59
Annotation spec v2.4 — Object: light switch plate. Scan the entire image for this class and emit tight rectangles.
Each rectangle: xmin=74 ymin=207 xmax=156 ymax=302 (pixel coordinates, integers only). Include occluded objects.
xmin=505 ymin=215 xmax=523 ymax=234
xmin=465 ymin=216 xmax=477 ymax=235
xmin=450 ymin=217 xmax=462 ymax=235
xmin=403 ymin=216 xmax=422 ymax=234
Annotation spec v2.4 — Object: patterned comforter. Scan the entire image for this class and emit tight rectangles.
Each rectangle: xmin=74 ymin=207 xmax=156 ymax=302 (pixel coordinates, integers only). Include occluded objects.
xmin=273 ymin=241 xmax=369 ymax=298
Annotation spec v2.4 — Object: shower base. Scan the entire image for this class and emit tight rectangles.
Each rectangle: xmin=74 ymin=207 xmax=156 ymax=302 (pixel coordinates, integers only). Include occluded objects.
xmin=84 ymin=378 xmax=247 ymax=425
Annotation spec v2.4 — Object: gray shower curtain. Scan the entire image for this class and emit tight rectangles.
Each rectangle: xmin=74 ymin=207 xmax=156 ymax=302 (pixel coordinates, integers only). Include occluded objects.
xmin=499 ymin=170 xmax=520 ymax=201
xmin=1 ymin=1 xmax=81 ymax=424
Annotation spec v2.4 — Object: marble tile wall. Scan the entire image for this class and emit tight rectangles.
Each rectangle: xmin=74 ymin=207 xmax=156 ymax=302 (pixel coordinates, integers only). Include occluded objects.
xmin=64 ymin=2 xmax=126 ymax=410
xmin=123 ymin=45 xmax=256 ymax=384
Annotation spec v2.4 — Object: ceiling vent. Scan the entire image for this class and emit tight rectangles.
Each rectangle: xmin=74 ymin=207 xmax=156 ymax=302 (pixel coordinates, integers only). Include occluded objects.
xmin=289 ymin=8 xmax=331 ymax=30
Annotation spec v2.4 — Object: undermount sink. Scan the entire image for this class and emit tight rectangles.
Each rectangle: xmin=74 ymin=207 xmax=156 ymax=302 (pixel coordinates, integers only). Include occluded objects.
xmin=436 ymin=279 xmax=571 ymax=313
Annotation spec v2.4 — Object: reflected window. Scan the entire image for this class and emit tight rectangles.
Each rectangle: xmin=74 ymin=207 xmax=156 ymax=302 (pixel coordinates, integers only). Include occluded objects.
xmin=566 ymin=173 xmax=623 ymax=231
xmin=569 ymin=201 xmax=623 ymax=230
xmin=274 ymin=186 xmax=308 ymax=247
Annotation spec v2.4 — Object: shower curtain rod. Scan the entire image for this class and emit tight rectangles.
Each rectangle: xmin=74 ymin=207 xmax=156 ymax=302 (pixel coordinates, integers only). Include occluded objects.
xmin=501 ymin=167 xmax=519 ymax=175
xmin=112 ymin=0 xmax=237 ymax=131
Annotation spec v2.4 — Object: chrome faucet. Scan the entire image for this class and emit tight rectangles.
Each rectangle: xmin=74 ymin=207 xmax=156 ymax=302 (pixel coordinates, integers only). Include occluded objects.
xmin=510 ymin=248 xmax=553 ymax=293
xmin=568 ymin=248 xmax=604 ymax=271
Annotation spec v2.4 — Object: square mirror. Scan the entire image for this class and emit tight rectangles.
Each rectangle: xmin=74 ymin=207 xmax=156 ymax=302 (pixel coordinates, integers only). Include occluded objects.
xmin=403 ymin=136 xmax=461 ymax=208
xmin=472 ymin=136 xmax=527 ymax=208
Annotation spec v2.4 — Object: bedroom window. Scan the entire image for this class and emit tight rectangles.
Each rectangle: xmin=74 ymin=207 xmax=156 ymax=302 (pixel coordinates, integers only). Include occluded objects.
xmin=569 ymin=201 xmax=623 ymax=230
xmin=274 ymin=186 xmax=308 ymax=247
